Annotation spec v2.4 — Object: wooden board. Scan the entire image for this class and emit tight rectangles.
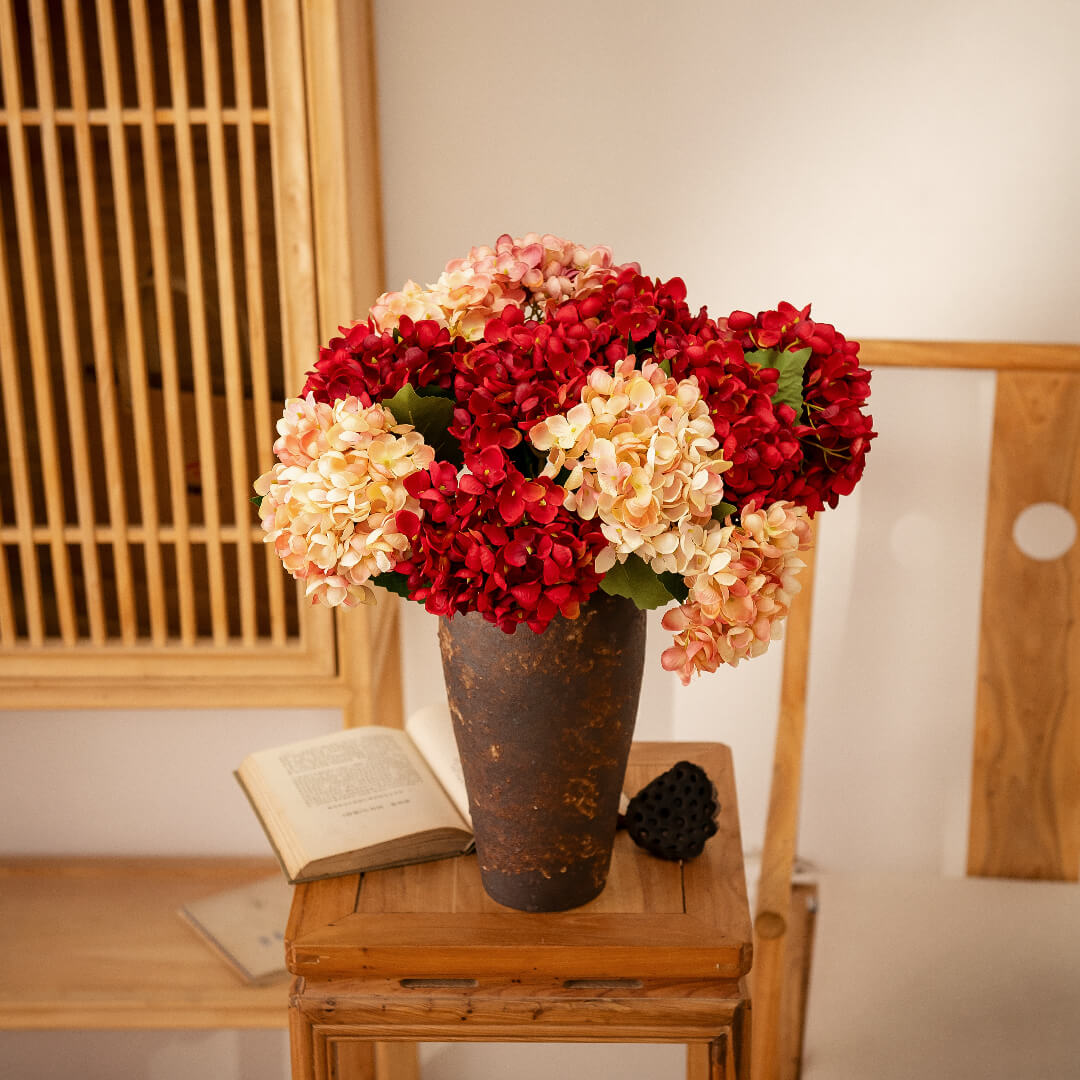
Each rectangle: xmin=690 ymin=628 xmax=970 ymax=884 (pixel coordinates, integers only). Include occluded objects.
xmin=287 ymin=742 xmax=753 ymax=981
xmin=967 ymin=370 xmax=1080 ymax=880
xmin=0 ymin=857 xmax=289 ymax=1029
xmin=860 ymin=339 xmax=1080 ymax=373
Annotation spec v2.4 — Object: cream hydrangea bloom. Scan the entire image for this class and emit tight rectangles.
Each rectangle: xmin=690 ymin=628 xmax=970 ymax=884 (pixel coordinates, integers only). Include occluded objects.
xmin=254 ymin=396 xmax=434 ymax=608
xmin=528 ymin=359 xmax=731 ymax=575
xmin=661 ymin=501 xmax=812 ymax=683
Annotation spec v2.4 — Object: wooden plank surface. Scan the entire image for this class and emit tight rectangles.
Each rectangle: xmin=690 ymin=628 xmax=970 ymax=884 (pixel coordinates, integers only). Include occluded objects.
xmin=967 ymin=371 xmax=1080 ymax=880
xmin=288 ymin=743 xmax=751 ymax=980
xmin=294 ymin=976 xmax=744 ymax=1041
xmin=860 ymin=339 xmax=1080 ymax=373
xmin=0 ymin=857 xmax=288 ymax=1029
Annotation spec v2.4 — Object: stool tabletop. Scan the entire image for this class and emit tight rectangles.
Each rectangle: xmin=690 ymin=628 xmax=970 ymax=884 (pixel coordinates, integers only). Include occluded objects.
xmin=286 ymin=741 xmax=751 ymax=981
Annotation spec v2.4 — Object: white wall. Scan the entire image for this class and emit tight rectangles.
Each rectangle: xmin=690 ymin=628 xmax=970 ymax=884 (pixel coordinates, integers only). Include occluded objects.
xmin=3 ymin=0 xmax=1078 ymax=1075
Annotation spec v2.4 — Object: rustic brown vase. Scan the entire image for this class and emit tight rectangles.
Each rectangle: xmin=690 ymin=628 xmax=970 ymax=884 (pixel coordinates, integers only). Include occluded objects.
xmin=439 ymin=590 xmax=646 ymax=912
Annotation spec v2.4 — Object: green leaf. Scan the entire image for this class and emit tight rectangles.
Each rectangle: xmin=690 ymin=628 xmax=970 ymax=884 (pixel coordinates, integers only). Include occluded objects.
xmin=657 ymin=571 xmax=689 ymax=603
xmin=599 ymin=553 xmax=678 ymax=610
xmin=370 ymin=572 xmax=412 ymax=600
xmin=711 ymin=500 xmax=737 ymax=523
xmin=658 ymin=357 xmax=672 ymax=376
xmin=251 ymin=494 xmax=263 ymax=510
xmin=745 ymin=346 xmax=811 ymax=422
xmin=381 ymin=383 xmax=461 ymax=463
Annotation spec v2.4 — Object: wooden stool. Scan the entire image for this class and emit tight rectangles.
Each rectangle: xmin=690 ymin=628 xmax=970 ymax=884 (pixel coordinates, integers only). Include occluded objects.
xmin=286 ymin=742 xmax=752 ymax=1079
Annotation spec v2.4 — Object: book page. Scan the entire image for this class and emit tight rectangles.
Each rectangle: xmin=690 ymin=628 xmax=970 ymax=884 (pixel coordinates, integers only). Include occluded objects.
xmin=178 ymin=875 xmax=291 ymax=983
xmin=247 ymin=727 xmax=468 ymax=865
xmin=405 ymin=703 xmax=472 ymax=829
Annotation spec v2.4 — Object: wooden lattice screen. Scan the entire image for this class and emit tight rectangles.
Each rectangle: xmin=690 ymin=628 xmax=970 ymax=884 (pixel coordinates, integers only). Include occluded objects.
xmin=0 ymin=0 xmax=396 ymax=723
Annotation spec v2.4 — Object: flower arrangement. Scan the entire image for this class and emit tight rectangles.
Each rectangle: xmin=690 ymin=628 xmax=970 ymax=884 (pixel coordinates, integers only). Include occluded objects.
xmin=255 ymin=234 xmax=875 ymax=683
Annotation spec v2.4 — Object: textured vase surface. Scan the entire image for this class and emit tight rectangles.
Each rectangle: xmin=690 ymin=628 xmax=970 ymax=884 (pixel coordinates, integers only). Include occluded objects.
xmin=439 ymin=590 xmax=646 ymax=912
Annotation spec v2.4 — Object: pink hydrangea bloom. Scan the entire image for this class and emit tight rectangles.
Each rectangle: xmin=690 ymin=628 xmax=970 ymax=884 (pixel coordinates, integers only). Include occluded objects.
xmin=369 ymin=233 xmax=619 ymax=341
xmin=254 ymin=396 xmax=434 ymax=607
xmin=661 ymin=501 xmax=812 ymax=683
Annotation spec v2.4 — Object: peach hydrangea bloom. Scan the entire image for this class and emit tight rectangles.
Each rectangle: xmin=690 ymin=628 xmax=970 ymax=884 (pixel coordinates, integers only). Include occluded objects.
xmin=254 ymin=395 xmax=434 ymax=608
xmin=661 ymin=501 xmax=812 ymax=683
xmin=369 ymin=233 xmax=619 ymax=341
xmin=528 ymin=359 xmax=731 ymax=575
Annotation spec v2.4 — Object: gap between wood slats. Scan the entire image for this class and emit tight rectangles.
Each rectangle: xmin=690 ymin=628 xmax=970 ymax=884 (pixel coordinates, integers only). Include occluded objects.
xmin=129 ymin=0 xmax=197 ymax=644
xmin=163 ymin=0 xmax=229 ymax=644
xmin=28 ymin=0 xmax=107 ymax=645
xmin=0 ymin=107 xmax=271 ymax=124
xmin=198 ymin=0 xmax=257 ymax=645
xmin=96 ymin=0 xmax=168 ymax=644
xmin=61 ymin=0 xmax=138 ymax=644
xmin=0 ymin=223 xmax=44 ymax=644
xmin=230 ymin=0 xmax=287 ymax=646
xmin=0 ymin=2 xmax=78 ymax=644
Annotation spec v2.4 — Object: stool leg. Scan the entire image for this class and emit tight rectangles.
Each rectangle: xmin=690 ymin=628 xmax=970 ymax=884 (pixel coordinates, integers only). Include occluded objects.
xmin=332 ymin=1040 xmax=376 ymax=1079
xmin=688 ymin=1033 xmax=737 ymax=1080
xmin=289 ymin=1001 xmax=319 ymax=1080
xmin=374 ymin=1043 xmax=421 ymax=1079
xmin=688 ymin=1043 xmax=711 ymax=1079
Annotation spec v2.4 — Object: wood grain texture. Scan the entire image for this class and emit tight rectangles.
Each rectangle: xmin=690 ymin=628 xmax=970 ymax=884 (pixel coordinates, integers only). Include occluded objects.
xmin=861 ymin=339 xmax=1080 ymax=372
xmin=0 ymin=198 xmax=45 ymax=645
xmin=129 ymin=0 xmax=197 ymax=644
xmin=330 ymin=1038 xmax=376 ymax=1080
xmin=60 ymin=0 xmax=137 ymax=643
xmin=296 ymin=979 xmax=744 ymax=1041
xmin=372 ymin=1041 xmax=420 ymax=1080
xmin=0 ymin=858 xmax=288 ymax=1029
xmin=198 ymin=0 xmax=258 ymax=645
xmin=778 ymin=883 xmax=816 ymax=1080
xmin=27 ymin=0 xmax=106 ymax=645
xmin=231 ymin=0 xmax=288 ymax=646
xmin=162 ymin=0 xmax=229 ymax=644
xmin=288 ymin=743 xmax=751 ymax=980
xmin=753 ymin=526 xmax=817 ymax=1080
xmin=96 ymin=0 xmax=169 ymax=644
xmin=967 ymin=371 xmax=1080 ymax=880
xmin=0 ymin=1 xmax=78 ymax=643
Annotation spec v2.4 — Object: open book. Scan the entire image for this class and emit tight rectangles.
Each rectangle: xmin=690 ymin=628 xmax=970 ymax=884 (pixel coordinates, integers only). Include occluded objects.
xmin=235 ymin=704 xmax=473 ymax=884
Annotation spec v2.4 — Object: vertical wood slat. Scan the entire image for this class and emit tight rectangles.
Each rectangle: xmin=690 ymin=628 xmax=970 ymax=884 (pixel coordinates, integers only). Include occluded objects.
xmin=28 ymin=0 xmax=107 ymax=645
xmin=968 ymin=370 xmax=1080 ymax=881
xmin=128 ymin=0 xmax=197 ymax=644
xmin=301 ymin=0 xmax=384 ymax=328
xmin=163 ymin=0 xmax=230 ymax=644
xmin=0 ymin=215 xmax=45 ymax=644
xmin=198 ymin=0 xmax=257 ymax=645
xmin=95 ymin=0 xmax=168 ymax=644
xmin=753 ymin=527 xmax=818 ymax=1080
xmin=301 ymin=0 xmax=392 ymax=704
xmin=60 ymin=0 xmax=137 ymax=644
xmin=0 ymin=489 xmax=14 ymax=644
xmin=0 ymin=3 xmax=78 ymax=644
xmin=263 ymin=0 xmax=335 ymax=665
xmin=231 ymin=0 xmax=287 ymax=645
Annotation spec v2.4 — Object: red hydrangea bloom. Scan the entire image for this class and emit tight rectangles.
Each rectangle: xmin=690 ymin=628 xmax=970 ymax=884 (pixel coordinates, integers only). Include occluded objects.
xmin=302 ymin=316 xmax=461 ymax=405
xmin=449 ymin=301 xmax=627 ymax=450
xmin=396 ymin=458 xmax=608 ymax=633
xmin=664 ymin=322 xmax=805 ymax=511
xmin=721 ymin=303 xmax=876 ymax=513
